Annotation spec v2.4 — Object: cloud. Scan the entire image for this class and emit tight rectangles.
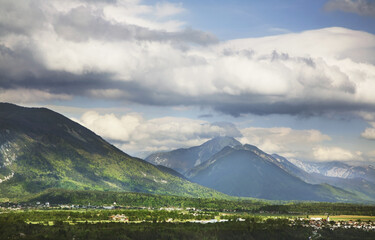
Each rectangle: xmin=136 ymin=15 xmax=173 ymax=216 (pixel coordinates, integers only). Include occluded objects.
xmin=0 ymin=0 xmax=375 ymax=118
xmin=361 ymin=122 xmax=375 ymax=140
xmin=0 ymin=0 xmax=45 ymax=36
xmin=268 ymin=27 xmax=291 ymax=34
xmin=358 ymin=113 xmax=375 ymax=141
xmin=325 ymin=0 xmax=375 ymax=17
xmin=54 ymin=5 xmax=215 ymax=44
xmin=78 ymin=111 xmax=143 ymax=142
xmin=75 ymin=111 xmax=242 ymax=154
xmin=73 ymin=110 xmax=370 ymax=163
xmin=368 ymin=150 xmax=375 ymax=157
xmin=101 ymin=0 xmax=186 ymax=31
xmin=210 ymin=122 xmax=242 ymax=137
xmin=358 ymin=111 xmax=375 ymax=121
xmin=154 ymin=2 xmax=186 ymax=18
xmin=239 ymin=127 xmax=331 ymax=158
xmin=312 ymin=146 xmax=361 ymax=161
xmin=198 ymin=114 xmax=213 ymax=118
xmin=362 ymin=128 xmax=375 ymax=140
xmin=0 ymin=88 xmax=71 ymax=104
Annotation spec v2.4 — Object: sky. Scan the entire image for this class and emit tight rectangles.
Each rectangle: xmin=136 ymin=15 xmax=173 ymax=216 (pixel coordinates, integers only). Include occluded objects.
xmin=0 ymin=0 xmax=375 ymax=164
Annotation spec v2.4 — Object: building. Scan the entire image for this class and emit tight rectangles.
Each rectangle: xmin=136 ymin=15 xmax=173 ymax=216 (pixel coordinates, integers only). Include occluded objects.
xmin=110 ymin=214 xmax=129 ymax=222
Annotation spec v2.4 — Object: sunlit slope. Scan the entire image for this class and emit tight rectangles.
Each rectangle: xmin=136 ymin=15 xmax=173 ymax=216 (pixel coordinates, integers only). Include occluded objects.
xmin=0 ymin=103 xmax=226 ymax=200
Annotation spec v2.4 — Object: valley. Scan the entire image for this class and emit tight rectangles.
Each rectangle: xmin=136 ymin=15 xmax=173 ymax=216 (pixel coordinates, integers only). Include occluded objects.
xmin=1 ymin=202 xmax=375 ymax=240
xmin=1 ymin=103 xmax=375 ymax=239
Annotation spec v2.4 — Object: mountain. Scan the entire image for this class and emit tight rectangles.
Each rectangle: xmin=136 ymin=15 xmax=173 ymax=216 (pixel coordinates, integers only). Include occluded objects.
xmin=0 ymin=103 xmax=226 ymax=200
xmin=272 ymin=155 xmax=375 ymax=201
xmin=155 ymin=165 xmax=187 ymax=180
xmin=186 ymin=144 xmax=363 ymax=202
xmin=307 ymin=174 xmax=375 ymax=201
xmin=288 ymin=159 xmax=375 ymax=184
xmin=145 ymin=136 xmax=241 ymax=174
xmin=271 ymin=154 xmax=312 ymax=181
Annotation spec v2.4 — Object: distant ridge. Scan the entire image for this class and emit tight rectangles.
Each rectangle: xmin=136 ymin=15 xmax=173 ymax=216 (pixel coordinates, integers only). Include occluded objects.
xmin=273 ymin=155 xmax=375 ymax=201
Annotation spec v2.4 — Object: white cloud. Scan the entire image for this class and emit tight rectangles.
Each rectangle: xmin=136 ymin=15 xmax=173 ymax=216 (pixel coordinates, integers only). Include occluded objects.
xmin=32 ymin=28 xmax=375 ymax=115
xmin=313 ymin=146 xmax=360 ymax=161
xmin=74 ymin=110 xmax=370 ymax=163
xmin=154 ymin=2 xmax=186 ymax=18
xmin=361 ymin=123 xmax=375 ymax=140
xmin=358 ymin=114 xmax=375 ymax=141
xmin=358 ymin=112 xmax=375 ymax=121
xmin=75 ymin=111 xmax=241 ymax=154
xmin=102 ymin=0 xmax=186 ymax=31
xmin=239 ymin=127 xmax=331 ymax=158
xmin=325 ymin=0 xmax=375 ymax=17
xmin=0 ymin=0 xmax=375 ymax=118
xmin=78 ymin=111 xmax=143 ymax=142
xmin=368 ymin=150 xmax=375 ymax=157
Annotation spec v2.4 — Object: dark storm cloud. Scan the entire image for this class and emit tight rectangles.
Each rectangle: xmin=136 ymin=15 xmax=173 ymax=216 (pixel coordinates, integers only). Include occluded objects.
xmin=96 ymin=77 xmax=373 ymax=117
xmin=77 ymin=79 xmax=373 ymax=117
xmin=0 ymin=44 xmax=115 ymax=96
xmin=211 ymin=99 xmax=375 ymax=117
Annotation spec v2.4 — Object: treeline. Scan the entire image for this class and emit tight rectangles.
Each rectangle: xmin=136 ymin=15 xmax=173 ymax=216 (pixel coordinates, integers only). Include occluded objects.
xmin=21 ymin=189 xmax=268 ymax=211
xmin=0 ymin=216 xmax=310 ymax=240
xmin=13 ymin=189 xmax=375 ymax=215
xmin=1 ymin=209 xmax=219 ymax=222
xmin=1 ymin=216 xmax=375 ymax=240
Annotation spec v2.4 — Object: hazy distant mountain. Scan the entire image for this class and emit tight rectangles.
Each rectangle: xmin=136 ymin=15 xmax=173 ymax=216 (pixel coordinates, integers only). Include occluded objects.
xmin=186 ymin=144 xmax=362 ymax=202
xmin=272 ymin=155 xmax=375 ymax=201
xmin=0 ymin=103 xmax=226 ymax=200
xmin=271 ymin=154 xmax=312 ymax=181
xmin=288 ymin=159 xmax=375 ymax=184
xmin=145 ymin=136 xmax=241 ymax=174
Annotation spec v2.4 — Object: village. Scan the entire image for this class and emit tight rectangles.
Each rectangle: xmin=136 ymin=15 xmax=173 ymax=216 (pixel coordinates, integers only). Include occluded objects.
xmin=296 ymin=217 xmax=375 ymax=231
xmin=105 ymin=213 xmax=375 ymax=231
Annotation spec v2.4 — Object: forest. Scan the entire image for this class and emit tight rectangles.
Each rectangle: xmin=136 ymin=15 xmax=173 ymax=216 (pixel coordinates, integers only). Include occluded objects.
xmin=14 ymin=189 xmax=375 ymax=215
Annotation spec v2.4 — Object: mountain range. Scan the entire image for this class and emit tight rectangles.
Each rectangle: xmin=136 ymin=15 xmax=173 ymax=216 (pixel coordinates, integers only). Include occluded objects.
xmin=287 ymin=158 xmax=375 ymax=183
xmin=147 ymin=138 xmax=375 ymax=202
xmin=0 ymin=103 xmax=225 ymax=200
xmin=1 ymin=103 xmax=374 ymax=203
xmin=274 ymin=156 xmax=375 ymax=201
xmin=185 ymin=145 xmax=359 ymax=201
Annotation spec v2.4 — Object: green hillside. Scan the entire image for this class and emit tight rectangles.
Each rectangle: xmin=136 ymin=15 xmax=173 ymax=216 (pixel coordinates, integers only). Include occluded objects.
xmin=0 ymin=103 xmax=226 ymax=200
